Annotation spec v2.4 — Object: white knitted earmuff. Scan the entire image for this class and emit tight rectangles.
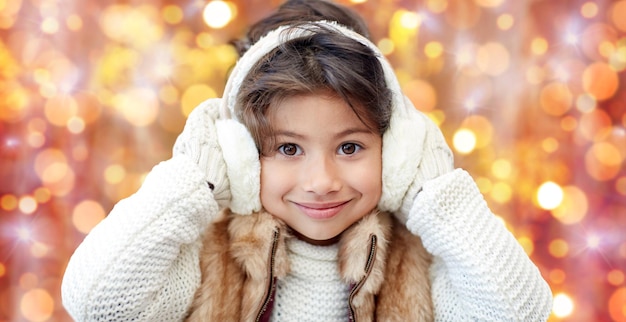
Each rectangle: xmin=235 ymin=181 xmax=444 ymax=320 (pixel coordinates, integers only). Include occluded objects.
xmin=215 ymin=21 xmax=428 ymax=215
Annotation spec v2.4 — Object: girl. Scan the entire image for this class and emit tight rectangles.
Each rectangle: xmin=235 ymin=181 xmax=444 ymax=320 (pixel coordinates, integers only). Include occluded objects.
xmin=62 ymin=1 xmax=552 ymax=321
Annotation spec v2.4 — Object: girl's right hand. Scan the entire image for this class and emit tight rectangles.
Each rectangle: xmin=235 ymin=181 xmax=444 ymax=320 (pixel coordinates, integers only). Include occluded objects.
xmin=173 ymin=99 xmax=231 ymax=209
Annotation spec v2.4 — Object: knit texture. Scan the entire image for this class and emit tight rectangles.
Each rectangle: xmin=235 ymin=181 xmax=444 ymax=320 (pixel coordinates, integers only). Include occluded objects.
xmin=173 ymin=98 xmax=231 ymax=208
xmin=406 ymin=169 xmax=553 ymax=321
xmin=61 ymin=156 xmax=219 ymax=321
xmin=271 ymin=238 xmax=350 ymax=321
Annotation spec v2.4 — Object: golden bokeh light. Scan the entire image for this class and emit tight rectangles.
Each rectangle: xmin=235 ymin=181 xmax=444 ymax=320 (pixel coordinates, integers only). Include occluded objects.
xmin=20 ymin=288 xmax=54 ymax=322
xmin=548 ymin=239 xmax=569 ymax=258
xmin=611 ymin=1 xmax=626 ymax=32
xmin=585 ymin=142 xmax=622 ymax=181
xmin=539 ymin=82 xmax=572 ymax=116
xmin=580 ymin=2 xmax=598 ymax=19
xmin=582 ymin=62 xmax=619 ymax=101
xmin=537 ymin=181 xmax=563 ymax=210
xmin=476 ymin=42 xmax=510 ymax=76
xmin=549 ymin=269 xmax=566 ymax=284
xmin=404 ymin=79 xmax=437 ymax=112
xmin=551 ymin=186 xmax=588 ymax=225
xmin=553 ymin=293 xmax=574 ymax=318
xmin=452 ymin=128 xmax=477 ymax=154
xmin=496 ymin=14 xmax=513 ymax=31
xmin=203 ymin=1 xmax=235 ymax=29
xmin=72 ymin=200 xmax=106 ymax=234
xmin=607 ymin=270 xmax=625 ymax=286
xmin=608 ymin=287 xmax=626 ymax=322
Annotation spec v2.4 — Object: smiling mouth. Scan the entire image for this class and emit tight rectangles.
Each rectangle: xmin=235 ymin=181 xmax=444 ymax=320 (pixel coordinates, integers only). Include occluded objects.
xmin=294 ymin=201 xmax=349 ymax=220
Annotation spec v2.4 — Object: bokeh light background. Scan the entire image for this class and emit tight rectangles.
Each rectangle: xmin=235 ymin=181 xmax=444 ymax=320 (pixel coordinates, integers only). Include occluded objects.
xmin=0 ymin=0 xmax=625 ymax=321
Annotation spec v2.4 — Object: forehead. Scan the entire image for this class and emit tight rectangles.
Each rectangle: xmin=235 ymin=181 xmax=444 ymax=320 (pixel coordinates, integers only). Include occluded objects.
xmin=269 ymin=93 xmax=365 ymax=129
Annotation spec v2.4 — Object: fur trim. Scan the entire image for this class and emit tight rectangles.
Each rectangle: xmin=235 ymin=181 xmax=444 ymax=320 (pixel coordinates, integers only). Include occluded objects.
xmin=188 ymin=210 xmax=432 ymax=320
xmin=215 ymin=21 xmax=432 ymax=215
xmin=215 ymin=119 xmax=261 ymax=214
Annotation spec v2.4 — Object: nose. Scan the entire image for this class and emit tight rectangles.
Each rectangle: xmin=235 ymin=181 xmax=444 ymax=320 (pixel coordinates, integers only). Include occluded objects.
xmin=302 ymin=155 xmax=342 ymax=195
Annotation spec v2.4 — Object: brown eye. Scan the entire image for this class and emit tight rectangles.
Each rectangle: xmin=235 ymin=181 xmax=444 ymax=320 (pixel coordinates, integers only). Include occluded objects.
xmin=278 ymin=143 xmax=300 ymax=156
xmin=339 ymin=143 xmax=359 ymax=155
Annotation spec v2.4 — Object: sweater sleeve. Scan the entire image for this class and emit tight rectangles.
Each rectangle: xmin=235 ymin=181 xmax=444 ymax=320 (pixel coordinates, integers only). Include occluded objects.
xmin=61 ymin=155 xmax=218 ymax=321
xmin=405 ymin=169 xmax=553 ymax=321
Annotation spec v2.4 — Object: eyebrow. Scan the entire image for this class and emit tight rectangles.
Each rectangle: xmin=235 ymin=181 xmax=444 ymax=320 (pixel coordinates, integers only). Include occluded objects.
xmin=273 ymin=127 xmax=376 ymax=140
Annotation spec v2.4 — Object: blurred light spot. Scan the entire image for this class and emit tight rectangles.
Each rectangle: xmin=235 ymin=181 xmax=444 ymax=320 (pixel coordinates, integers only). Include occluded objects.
xmin=496 ymin=13 xmax=513 ymax=30
xmin=400 ymin=11 xmax=422 ymax=29
xmin=426 ymin=0 xmax=447 ymax=13
xmin=586 ymin=234 xmax=600 ymax=249
xmin=548 ymin=239 xmax=569 ymax=258
xmin=30 ymin=242 xmax=49 ymax=258
xmin=162 ymin=4 xmax=183 ymax=25
xmin=377 ymin=38 xmax=395 ymax=56
xmin=539 ymin=82 xmax=572 ymax=116
xmin=66 ymin=116 xmax=85 ymax=134
xmin=526 ymin=65 xmax=545 ymax=84
xmin=41 ymin=17 xmax=59 ymax=34
xmin=553 ymin=293 xmax=574 ymax=318
xmin=27 ymin=132 xmax=45 ymax=148
xmin=611 ymin=45 xmax=626 ymax=71
xmin=475 ymin=0 xmax=503 ymax=7
xmin=616 ymin=176 xmax=626 ymax=196
xmin=460 ymin=115 xmax=493 ymax=149
xmin=72 ymin=200 xmax=106 ymax=234
xmin=609 ymin=287 xmax=626 ymax=321
xmin=531 ymin=37 xmax=548 ymax=55
xmin=575 ymin=93 xmax=597 ymax=113
xmin=491 ymin=159 xmax=511 ymax=179
xmin=517 ymin=236 xmax=534 ymax=255
xmin=599 ymin=41 xmax=616 ymax=58
xmin=0 ymin=82 xmax=30 ymax=122
xmin=549 ymin=269 xmax=566 ymax=284
xmin=113 ymin=88 xmax=159 ymax=127
xmin=490 ymin=181 xmax=512 ymax=203
xmin=196 ymin=32 xmax=215 ymax=49
xmin=100 ymin=5 xmax=163 ymax=48
xmin=21 ymin=288 xmax=53 ymax=322
xmin=552 ymin=186 xmax=588 ymax=224
xmin=33 ymin=187 xmax=51 ymax=204
xmin=476 ymin=42 xmax=510 ymax=76
xmin=0 ymin=262 xmax=4 ymax=278
xmin=159 ymin=85 xmax=179 ymax=106
xmin=44 ymin=94 xmax=78 ymax=127
xmin=104 ymin=164 xmax=126 ymax=184
xmin=350 ymin=0 xmax=366 ymax=3
xmin=582 ymin=62 xmax=619 ymax=101
xmin=608 ymin=270 xmax=625 ymax=286
xmin=611 ymin=1 xmax=626 ymax=32
xmin=537 ymin=181 xmax=563 ymax=210
xmin=541 ymin=137 xmax=559 ymax=153
xmin=41 ymin=161 xmax=69 ymax=186
xmin=424 ymin=41 xmax=443 ymax=58
xmin=1 ymin=194 xmax=18 ymax=211
xmin=581 ymin=23 xmax=619 ymax=61
xmin=475 ymin=176 xmax=493 ymax=194
xmin=66 ymin=14 xmax=82 ymax=31
xmin=585 ymin=142 xmax=622 ymax=181
xmin=181 ymin=84 xmax=217 ymax=117
xmin=453 ymin=128 xmax=476 ymax=154
xmin=580 ymin=2 xmax=598 ymax=18
xmin=16 ymin=226 xmax=32 ymax=241
xmin=560 ymin=115 xmax=577 ymax=132
xmin=403 ymin=79 xmax=437 ymax=112
xmin=18 ymin=196 xmax=37 ymax=215
xmin=203 ymin=1 xmax=234 ymax=29
xmin=565 ymin=32 xmax=579 ymax=45
xmin=0 ymin=0 xmax=22 ymax=29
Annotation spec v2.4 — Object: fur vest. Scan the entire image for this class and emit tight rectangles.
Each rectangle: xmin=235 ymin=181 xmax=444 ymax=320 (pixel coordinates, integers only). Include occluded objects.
xmin=185 ymin=209 xmax=433 ymax=321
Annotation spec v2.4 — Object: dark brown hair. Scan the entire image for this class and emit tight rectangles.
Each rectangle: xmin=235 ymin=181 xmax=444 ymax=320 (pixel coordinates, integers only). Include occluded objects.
xmin=233 ymin=0 xmax=371 ymax=56
xmin=235 ymin=23 xmax=392 ymax=154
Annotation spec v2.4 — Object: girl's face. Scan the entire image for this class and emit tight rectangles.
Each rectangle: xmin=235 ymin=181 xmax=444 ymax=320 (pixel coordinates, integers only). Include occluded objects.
xmin=260 ymin=92 xmax=383 ymax=245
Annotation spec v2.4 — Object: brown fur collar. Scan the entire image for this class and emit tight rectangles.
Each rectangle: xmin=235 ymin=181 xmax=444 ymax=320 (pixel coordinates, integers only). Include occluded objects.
xmin=186 ymin=209 xmax=433 ymax=321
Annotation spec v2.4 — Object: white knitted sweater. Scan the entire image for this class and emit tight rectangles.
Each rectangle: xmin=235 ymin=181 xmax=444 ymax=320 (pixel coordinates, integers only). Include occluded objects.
xmin=61 ymin=156 xmax=552 ymax=321
xmin=271 ymin=238 xmax=349 ymax=321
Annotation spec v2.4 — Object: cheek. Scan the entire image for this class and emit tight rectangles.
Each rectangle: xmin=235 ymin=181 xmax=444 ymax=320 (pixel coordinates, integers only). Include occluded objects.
xmin=260 ymin=159 xmax=289 ymax=203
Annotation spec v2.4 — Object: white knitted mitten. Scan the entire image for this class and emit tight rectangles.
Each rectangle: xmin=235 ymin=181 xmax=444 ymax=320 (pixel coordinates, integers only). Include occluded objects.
xmin=396 ymin=115 xmax=454 ymax=224
xmin=173 ymin=99 xmax=231 ymax=208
